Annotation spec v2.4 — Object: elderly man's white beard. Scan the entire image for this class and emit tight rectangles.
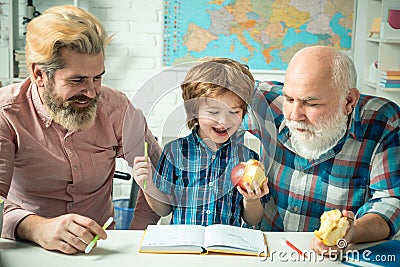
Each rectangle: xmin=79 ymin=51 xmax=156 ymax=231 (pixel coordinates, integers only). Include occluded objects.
xmin=285 ymin=110 xmax=348 ymax=160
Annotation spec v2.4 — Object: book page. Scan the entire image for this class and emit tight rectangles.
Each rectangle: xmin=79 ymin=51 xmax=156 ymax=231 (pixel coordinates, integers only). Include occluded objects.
xmin=141 ymin=225 xmax=205 ymax=248
xmin=203 ymin=224 xmax=265 ymax=253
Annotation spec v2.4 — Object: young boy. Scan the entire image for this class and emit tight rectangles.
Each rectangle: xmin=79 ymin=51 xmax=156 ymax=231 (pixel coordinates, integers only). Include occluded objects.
xmin=133 ymin=57 xmax=269 ymax=227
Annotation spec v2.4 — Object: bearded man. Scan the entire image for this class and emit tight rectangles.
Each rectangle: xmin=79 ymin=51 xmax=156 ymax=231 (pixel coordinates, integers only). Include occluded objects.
xmin=0 ymin=5 xmax=161 ymax=254
xmin=249 ymin=46 xmax=399 ymax=254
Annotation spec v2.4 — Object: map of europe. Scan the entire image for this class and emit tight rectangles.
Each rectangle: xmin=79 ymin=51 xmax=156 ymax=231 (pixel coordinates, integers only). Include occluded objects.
xmin=163 ymin=0 xmax=354 ymax=70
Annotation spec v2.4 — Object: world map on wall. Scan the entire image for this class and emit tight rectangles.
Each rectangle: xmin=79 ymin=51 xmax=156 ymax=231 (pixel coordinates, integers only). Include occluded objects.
xmin=163 ymin=0 xmax=354 ymax=70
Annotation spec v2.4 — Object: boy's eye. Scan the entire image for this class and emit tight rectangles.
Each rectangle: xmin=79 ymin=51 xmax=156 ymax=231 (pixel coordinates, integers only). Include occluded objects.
xmin=230 ymin=111 xmax=241 ymax=114
xmin=208 ymin=111 xmax=219 ymax=115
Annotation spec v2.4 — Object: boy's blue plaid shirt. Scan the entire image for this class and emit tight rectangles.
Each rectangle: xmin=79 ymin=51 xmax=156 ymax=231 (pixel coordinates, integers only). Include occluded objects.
xmin=246 ymin=89 xmax=400 ymax=236
xmin=153 ymin=129 xmax=261 ymax=226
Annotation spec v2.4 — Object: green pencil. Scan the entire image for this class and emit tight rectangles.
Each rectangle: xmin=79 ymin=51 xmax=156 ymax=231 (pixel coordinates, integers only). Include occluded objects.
xmin=85 ymin=217 xmax=113 ymax=254
xmin=144 ymin=141 xmax=148 ymax=189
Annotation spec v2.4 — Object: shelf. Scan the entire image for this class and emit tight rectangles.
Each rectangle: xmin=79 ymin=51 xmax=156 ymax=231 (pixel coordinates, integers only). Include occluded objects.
xmin=378 ymin=86 xmax=400 ymax=92
xmin=380 ymin=39 xmax=400 ymax=44
xmin=358 ymin=0 xmax=400 ymax=105
xmin=364 ymin=80 xmax=377 ymax=88
xmin=366 ymin=37 xmax=380 ymax=43
xmin=362 ymin=81 xmax=400 ymax=93
xmin=367 ymin=37 xmax=400 ymax=44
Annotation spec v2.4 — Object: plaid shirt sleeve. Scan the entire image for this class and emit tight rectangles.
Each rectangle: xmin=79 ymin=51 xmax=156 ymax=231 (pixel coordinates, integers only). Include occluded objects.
xmin=355 ymin=100 xmax=400 ymax=236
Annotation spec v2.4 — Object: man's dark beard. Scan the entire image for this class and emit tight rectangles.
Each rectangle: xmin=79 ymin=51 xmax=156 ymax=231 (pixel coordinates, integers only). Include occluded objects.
xmin=43 ymin=84 xmax=99 ymax=131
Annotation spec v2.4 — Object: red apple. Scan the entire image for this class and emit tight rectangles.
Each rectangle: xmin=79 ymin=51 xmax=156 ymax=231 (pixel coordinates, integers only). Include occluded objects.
xmin=231 ymin=159 xmax=266 ymax=190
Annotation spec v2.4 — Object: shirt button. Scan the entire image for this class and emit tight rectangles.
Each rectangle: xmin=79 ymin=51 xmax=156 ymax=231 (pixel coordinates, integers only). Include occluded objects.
xmin=208 ymin=182 xmax=213 ymax=187
xmin=293 ymin=206 xmax=299 ymax=212
xmin=211 ymin=155 xmax=216 ymax=160
xmin=206 ymin=210 xmax=211 ymax=215
xmin=73 ymin=165 xmax=77 ymax=171
xmin=65 ymin=137 xmax=69 ymax=142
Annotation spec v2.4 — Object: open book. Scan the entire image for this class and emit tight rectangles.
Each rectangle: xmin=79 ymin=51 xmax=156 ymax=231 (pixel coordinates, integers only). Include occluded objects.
xmin=138 ymin=224 xmax=268 ymax=256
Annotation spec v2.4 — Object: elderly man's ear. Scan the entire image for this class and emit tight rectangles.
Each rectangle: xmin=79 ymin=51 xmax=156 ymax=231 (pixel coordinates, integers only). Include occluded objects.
xmin=345 ymin=88 xmax=360 ymax=115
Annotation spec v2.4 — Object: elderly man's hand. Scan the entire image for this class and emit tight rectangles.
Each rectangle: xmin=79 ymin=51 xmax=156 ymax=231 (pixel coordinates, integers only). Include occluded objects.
xmin=311 ymin=210 xmax=355 ymax=256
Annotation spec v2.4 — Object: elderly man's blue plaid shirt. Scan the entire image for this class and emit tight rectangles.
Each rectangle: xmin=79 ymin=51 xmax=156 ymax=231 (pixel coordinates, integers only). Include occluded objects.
xmin=246 ymin=89 xmax=400 ymax=236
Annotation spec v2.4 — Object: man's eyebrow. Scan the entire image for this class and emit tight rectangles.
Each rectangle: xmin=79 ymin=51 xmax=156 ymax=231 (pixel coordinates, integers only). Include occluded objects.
xmin=301 ymin=96 xmax=319 ymax=101
xmin=282 ymin=93 xmax=320 ymax=101
xmin=96 ymin=70 xmax=106 ymax=77
xmin=282 ymin=92 xmax=292 ymax=98
xmin=70 ymin=70 xmax=106 ymax=79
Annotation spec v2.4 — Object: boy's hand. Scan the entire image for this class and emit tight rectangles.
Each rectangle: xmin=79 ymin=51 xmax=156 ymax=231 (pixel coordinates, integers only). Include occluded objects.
xmin=237 ymin=180 xmax=269 ymax=200
xmin=240 ymin=180 xmax=270 ymax=225
xmin=133 ymin=156 xmax=153 ymax=190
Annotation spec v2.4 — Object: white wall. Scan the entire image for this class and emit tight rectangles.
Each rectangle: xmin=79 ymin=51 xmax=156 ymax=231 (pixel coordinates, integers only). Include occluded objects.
xmin=5 ymin=0 xmax=284 ymax=135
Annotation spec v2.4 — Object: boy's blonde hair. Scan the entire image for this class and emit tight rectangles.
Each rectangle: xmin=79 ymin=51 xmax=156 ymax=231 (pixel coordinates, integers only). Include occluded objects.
xmin=181 ymin=57 xmax=255 ymax=129
xmin=25 ymin=5 xmax=111 ymax=80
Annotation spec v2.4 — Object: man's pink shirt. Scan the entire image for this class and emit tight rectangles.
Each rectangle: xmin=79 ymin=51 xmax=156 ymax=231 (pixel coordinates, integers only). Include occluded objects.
xmin=0 ymin=78 xmax=160 ymax=239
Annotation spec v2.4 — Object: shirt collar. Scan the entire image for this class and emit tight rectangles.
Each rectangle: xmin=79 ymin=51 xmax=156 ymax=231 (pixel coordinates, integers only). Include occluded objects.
xmin=347 ymin=103 xmax=363 ymax=141
xmin=31 ymin=81 xmax=53 ymax=128
xmin=278 ymin=118 xmax=287 ymax=134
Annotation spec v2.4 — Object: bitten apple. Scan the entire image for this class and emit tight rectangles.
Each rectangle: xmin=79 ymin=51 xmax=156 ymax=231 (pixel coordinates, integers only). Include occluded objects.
xmin=314 ymin=209 xmax=349 ymax=246
xmin=231 ymin=159 xmax=266 ymax=190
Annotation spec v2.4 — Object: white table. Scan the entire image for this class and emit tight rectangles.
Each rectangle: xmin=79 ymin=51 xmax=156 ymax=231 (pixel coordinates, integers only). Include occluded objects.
xmin=0 ymin=230 xmax=392 ymax=267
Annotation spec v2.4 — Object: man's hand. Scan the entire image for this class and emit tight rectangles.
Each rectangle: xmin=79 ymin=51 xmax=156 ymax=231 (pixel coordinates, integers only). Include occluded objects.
xmin=17 ymin=214 xmax=107 ymax=254
xmin=311 ymin=210 xmax=355 ymax=256
xmin=311 ymin=210 xmax=391 ymax=256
